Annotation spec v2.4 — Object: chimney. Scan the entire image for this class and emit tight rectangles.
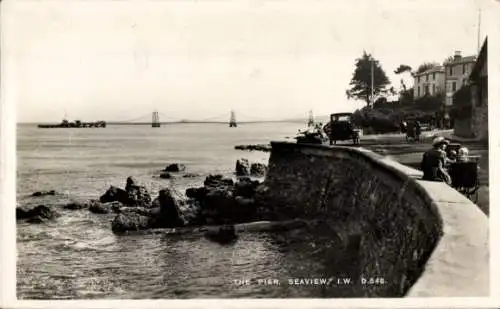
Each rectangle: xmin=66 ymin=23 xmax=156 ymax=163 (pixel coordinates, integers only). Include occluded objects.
xmin=454 ymin=51 xmax=462 ymax=61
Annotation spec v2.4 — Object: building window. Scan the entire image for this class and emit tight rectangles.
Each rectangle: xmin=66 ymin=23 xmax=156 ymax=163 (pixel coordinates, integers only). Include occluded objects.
xmin=433 ymin=72 xmax=435 ymax=80
xmin=463 ymin=64 xmax=466 ymax=74
xmin=417 ymin=86 xmax=420 ymax=97
xmin=426 ymin=74 xmax=429 ymax=82
xmin=425 ymin=85 xmax=429 ymax=95
xmin=417 ymin=76 xmax=420 ymax=83
xmin=432 ymin=84 xmax=436 ymax=95
xmin=449 ymin=66 xmax=453 ymax=76
xmin=452 ymin=82 xmax=456 ymax=92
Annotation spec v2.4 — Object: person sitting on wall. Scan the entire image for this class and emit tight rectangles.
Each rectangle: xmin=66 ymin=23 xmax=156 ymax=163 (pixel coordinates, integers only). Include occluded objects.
xmin=447 ymin=150 xmax=457 ymax=165
xmin=421 ymin=136 xmax=452 ymax=184
xmin=457 ymin=147 xmax=470 ymax=162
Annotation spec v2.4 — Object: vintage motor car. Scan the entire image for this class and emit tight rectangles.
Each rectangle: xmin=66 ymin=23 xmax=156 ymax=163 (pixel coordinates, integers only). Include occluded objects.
xmin=323 ymin=112 xmax=360 ymax=145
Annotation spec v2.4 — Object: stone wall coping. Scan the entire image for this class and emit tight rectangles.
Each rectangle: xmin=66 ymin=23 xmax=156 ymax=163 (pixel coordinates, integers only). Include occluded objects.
xmin=270 ymin=141 xmax=489 ymax=297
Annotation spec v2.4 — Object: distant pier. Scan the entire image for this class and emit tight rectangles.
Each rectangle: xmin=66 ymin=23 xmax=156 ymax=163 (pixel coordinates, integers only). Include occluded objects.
xmin=37 ymin=120 xmax=106 ymax=128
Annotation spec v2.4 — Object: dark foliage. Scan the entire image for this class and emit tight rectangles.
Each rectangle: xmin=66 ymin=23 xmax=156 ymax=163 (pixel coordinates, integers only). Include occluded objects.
xmin=450 ymin=85 xmax=473 ymax=119
xmin=346 ymin=51 xmax=391 ymax=106
xmin=394 ymin=64 xmax=412 ymax=75
xmin=416 ymin=62 xmax=439 ymax=74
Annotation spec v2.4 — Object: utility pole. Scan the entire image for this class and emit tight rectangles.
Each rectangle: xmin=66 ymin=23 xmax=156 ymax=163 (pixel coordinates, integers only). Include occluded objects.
xmin=371 ymin=56 xmax=375 ymax=107
xmin=477 ymin=8 xmax=481 ymax=53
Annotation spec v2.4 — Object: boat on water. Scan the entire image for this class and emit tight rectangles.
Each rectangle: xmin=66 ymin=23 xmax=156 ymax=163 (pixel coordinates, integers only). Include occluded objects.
xmin=37 ymin=119 xmax=106 ymax=128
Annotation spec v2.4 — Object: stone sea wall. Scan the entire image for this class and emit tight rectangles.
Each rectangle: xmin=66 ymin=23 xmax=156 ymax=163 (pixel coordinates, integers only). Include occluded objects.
xmin=260 ymin=141 xmax=488 ymax=297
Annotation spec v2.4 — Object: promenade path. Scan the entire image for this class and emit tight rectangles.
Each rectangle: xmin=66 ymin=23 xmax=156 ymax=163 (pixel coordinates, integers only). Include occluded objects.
xmin=354 ymin=130 xmax=490 ymax=215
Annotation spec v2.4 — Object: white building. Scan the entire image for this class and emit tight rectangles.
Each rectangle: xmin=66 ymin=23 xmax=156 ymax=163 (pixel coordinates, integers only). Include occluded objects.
xmin=413 ymin=66 xmax=445 ymax=99
xmin=443 ymin=51 xmax=477 ymax=106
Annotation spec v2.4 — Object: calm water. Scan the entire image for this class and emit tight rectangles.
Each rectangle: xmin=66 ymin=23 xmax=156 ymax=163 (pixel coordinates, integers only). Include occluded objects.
xmin=17 ymin=123 xmax=353 ymax=299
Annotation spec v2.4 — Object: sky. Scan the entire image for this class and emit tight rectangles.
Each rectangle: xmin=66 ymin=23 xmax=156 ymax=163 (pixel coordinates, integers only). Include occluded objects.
xmin=2 ymin=0 xmax=494 ymax=123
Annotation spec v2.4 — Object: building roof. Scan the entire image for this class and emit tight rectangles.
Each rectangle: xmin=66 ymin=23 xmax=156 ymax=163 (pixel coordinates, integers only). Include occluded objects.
xmin=414 ymin=66 xmax=445 ymax=77
xmin=444 ymin=55 xmax=477 ymax=66
xmin=470 ymin=37 xmax=487 ymax=81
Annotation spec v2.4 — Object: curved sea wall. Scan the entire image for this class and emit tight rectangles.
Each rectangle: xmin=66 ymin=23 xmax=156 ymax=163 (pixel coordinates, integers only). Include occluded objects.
xmin=261 ymin=141 xmax=488 ymax=297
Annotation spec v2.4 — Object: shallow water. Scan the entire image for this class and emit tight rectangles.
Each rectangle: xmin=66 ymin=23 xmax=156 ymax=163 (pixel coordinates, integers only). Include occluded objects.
xmin=17 ymin=123 xmax=359 ymax=299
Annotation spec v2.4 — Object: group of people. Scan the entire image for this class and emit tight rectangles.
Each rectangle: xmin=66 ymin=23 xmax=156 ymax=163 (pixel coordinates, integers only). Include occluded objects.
xmin=421 ymin=136 xmax=470 ymax=184
xmin=401 ymin=120 xmax=422 ymax=141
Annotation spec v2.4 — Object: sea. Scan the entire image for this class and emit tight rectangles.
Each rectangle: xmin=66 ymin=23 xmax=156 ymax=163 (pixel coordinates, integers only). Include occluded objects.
xmin=16 ymin=122 xmax=358 ymax=299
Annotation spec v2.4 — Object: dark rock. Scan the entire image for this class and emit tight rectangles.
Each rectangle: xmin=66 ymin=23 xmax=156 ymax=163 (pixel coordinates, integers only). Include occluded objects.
xmin=63 ymin=201 xmax=87 ymax=210
xmin=234 ymin=144 xmax=271 ymax=152
xmin=26 ymin=216 xmax=47 ymax=224
xmin=126 ymin=179 xmax=153 ymax=208
xmin=115 ymin=206 xmax=157 ymax=216
xmin=111 ymin=213 xmax=152 ymax=234
xmin=204 ymin=225 xmax=238 ymax=244
xmin=180 ymin=199 xmax=204 ymax=226
xmin=100 ymin=186 xmax=132 ymax=205
xmin=234 ymin=177 xmax=260 ymax=198
xmin=250 ymin=163 xmax=267 ymax=177
xmin=182 ymin=173 xmax=200 ymax=178
xmin=108 ymin=202 xmax=124 ymax=213
xmin=234 ymin=196 xmax=255 ymax=207
xmin=201 ymin=187 xmax=239 ymax=224
xmin=204 ymin=187 xmax=234 ymax=210
xmin=164 ymin=163 xmax=186 ymax=172
xmin=186 ymin=187 xmax=207 ymax=200
xmin=125 ymin=176 xmax=138 ymax=192
xmin=151 ymin=196 xmax=160 ymax=208
xmin=203 ymin=174 xmax=234 ymax=188
xmin=16 ymin=208 xmax=30 ymax=219
xmin=159 ymin=172 xmax=172 ymax=179
xmin=32 ymin=190 xmax=56 ymax=197
xmin=17 ymin=205 xmax=60 ymax=223
xmin=235 ymin=159 xmax=250 ymax=176
xmin=88 ymin=201 xmax=111 ymax=214
xmin=152 ymin=188 xmax=186 ymax=228
xmin=253 ymin=183 xmax=271 ymax=203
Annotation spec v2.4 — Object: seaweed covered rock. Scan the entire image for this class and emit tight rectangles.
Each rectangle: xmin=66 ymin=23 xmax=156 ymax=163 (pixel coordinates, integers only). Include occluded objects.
xmin=87 ymin=200 xmax=115 ymax=214
xmin=32 ymin=190 xmax=56 ymax=197
xmin=186 ymin=187 xmax=208 ymax=200
xmin=250 ymin=163 xmax=267 ymax=177
xmin=159 ymin=172 xmax=172 ymax=179
xmin=111 ymin=212 xmax=152 ymax=233
xmin=234 ymin=177 xmax=260 ymax=198
xmin=164 ymin=163 xmax=186 ymax=173
xmin=63 ymin=201 xmax=88 ymax=210
xmin=204 ymin=225 xmax=238 ymax=244
xmin=185 ymin=175 xmax=266 ymax=225
xmin=234 ymin=144 xmax=271 ymax=152
xmin=100 ymin=186 xmax=132 ymax=205
xmin=151 ymin=188 xmax=187 ymax=228
xmin=125 ymin=177 xmax=152 ymax=207
xmin=16 ymin=205 xmax=60 ymax=223
xmin=100 ymin=177 xmax=152 ymax=207
xmin=204 ymin=174 xmax=234 ymax=188
xmin=235 ymin=159 xmax=250 ymax=176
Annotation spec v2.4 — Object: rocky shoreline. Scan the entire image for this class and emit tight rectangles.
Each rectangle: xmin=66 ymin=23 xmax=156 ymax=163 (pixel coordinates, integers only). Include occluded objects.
xmin=16 ymin=158 xmax=292 ymax=243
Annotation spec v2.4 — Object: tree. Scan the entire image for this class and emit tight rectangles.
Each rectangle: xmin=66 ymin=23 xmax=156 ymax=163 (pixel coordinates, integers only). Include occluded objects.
xmin=346 ymin=51 xmax=391 ymax=107
xmin=443 ymin=56 xmax=454 ymax=65
xmin=416 ymin=62 xmax=439 ymax=74
xmin=394 ymin=64 xmax=414 ymax=102
xmin=394 ymin=64 xmax=412 ymax=75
